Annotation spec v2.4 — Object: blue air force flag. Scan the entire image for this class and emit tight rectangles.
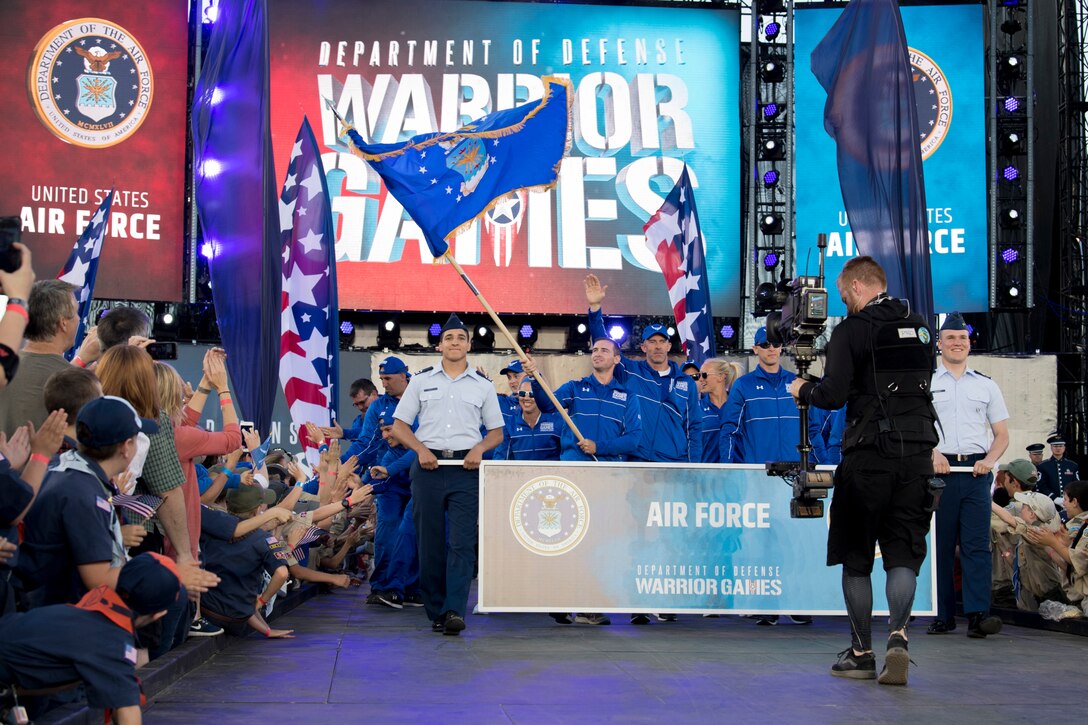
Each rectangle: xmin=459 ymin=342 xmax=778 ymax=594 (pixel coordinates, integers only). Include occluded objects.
xmin=338 ymin=76 xmax=572 ymax=258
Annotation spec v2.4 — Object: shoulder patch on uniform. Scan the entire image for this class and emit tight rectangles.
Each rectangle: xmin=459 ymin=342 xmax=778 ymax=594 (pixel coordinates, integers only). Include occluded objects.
xmin=418 ymin=366 xmax=434 ymax=373
xmin=124 ymin=644 xmax=138 ymax=664
xmin=972 ymin=370 xmax=992 ymax=379
xmin=917 ymin=327 xmax=931 ymax=344
xmin=96 ymin=496 xmax=112 ymax=512
xmin=475 ymin=370 xmax=491 ymax=380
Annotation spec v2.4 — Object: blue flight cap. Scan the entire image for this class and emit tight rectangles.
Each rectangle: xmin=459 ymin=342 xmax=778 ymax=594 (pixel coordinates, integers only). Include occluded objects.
xmin=378 ymin=356 xmax=409 ymax=375
xmin=641 ymin=323 xmax=669 ymax=341
xmin=440 ymin=313 xmax=469 ymax=335
xmin=940 ymin=312 xmax=968 ymax=331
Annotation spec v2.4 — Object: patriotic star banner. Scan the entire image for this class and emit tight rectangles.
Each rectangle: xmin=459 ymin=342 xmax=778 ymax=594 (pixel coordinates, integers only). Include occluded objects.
xmin=339 ymin=76 xmax=572 ymax=259
xmin=479 ymin=462 xmax=936 ymax=615
xmin=268 ymin=0 xmax=742 ymax=315
xmin=279 ymin=117 xmax=340 ymax=463
xmin=795 ymin=2 xmax=986 ymax=316
xmin=643 ymin=167 xmax=715 ymax=366
xmin=57 ymin=190 xmax=113 ymax=359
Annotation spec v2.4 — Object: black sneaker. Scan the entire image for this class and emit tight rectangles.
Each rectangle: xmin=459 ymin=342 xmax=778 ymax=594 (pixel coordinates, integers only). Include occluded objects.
xmin=366 ymin=591 xmax=383 ymax=605
xmin=431 ymin=619 xmax=444 ymax=633
xmin=831 ymin=648 xmax=876 ymax=680
xmin=878 ymin=634 xmax=910 ymax=686
xmin=443 ymin=612 xmax=466 ymax=636
xmin=574 ymin=613 xmax=611 ymax=625
xmin=967 ymin=612 xmax=1002 ymax=638
xmin=926 ymin=619 xmax=956 ymax=634
xmin=549 ymin=612 xmax=574 ymax=624
xmin=402 ymin=593 xmax=424 ymax=608
xmin=653 ymin=613 xmax=678 ymax=622
xmin=787 ymin=615 xmax=813 ymax=625
xmin=375 ymin=591 xmax=403 ymax=609
xmin=755 ymin=615 xmax=779 ymax=626
xmin=189 ymin=617 xmax=224 ymax=637
xmin=630 ymin=614 xmax=651 ymax=625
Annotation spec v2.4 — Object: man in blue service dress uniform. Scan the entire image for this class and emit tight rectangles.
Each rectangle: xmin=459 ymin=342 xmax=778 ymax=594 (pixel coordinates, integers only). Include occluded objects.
xmin=391 ymin=314 xmax=504 ymax=636
xmin=929 ymin=312 xmax=1009 ymax=638
xmin=1036 ymin=434 xmax=1079 ymax=502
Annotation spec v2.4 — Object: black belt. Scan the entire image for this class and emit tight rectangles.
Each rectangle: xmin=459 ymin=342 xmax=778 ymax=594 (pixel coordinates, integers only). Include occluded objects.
xmin=941 ymin=452 xmax=987 ymax=463
xmin=428 ymin=448 xmax=472 ymax=459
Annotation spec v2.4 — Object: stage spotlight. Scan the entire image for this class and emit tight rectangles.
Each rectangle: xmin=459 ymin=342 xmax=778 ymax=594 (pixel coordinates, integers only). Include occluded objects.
xmin=764 ymin=21 xmax=781 ymax=41
xmin=999 ymin=282 xmax=1022 ymax=306
xmin=517 ymin=323 xmax=538 ymax=349
xmin=567 ymin=321 xmax=591 ymax=352
xmin=760 ymin=60 xmax=785 ymax=83
xmin=1001 ymin=247 xmax=1020 ymax=264
xmin=376 ymin=318 xmax=400 ymax=349
xmin=427 ymin=322 xmax=442 ymax=345
xmin=473 ymin=325 xmax=496 ymax=352
xmin=763 ymin=169 xmax=780 ymax=188
xmin=1001 ymin=17 xmax=1022 ymax=36
xmin=758 ymin=0 xmax=787 ymax=13
xmin=608 ymin=322 xmax=629 ymax=346
xmin=1001 ymin=208 xmax=1022 ymax=229
xmin=1003 ymin=96 xmax=1021 ymax=113
xmin=761 ymin=103 xmax=783 ymax=122
xmin=1002 ymin=164 xmax=1020 ymax=182
xmin=754 ymin=281 xmax=782 ymax=316
xmin=999 ymin=131 xmax=1024 ymax=155
xmin=762 ymin=250 xmax=780 ymax=272
xmin=153 ymin=304 xmax=179 ymax=341
xmin=339 ymin=320 xmax=355 ymax=349
xmin=759 ymin=139 xmax=785 ymax=161
xmin=760 ymin=213 xmax=784 ymax=235
xmin=719 ymin=323 xmax=735 ymax=341
xmin=202 ymin=0 xmax=219 ymax=24
xmin=999 ymin=55 xmax=1022 ymax=83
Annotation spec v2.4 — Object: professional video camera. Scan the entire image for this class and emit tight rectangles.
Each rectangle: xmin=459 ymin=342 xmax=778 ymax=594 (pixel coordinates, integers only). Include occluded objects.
xmin=761 ymin=235 xmax=833 ymax=519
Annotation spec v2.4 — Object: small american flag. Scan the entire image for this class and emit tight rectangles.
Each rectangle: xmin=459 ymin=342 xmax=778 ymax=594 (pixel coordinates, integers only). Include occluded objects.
xmin=112 ymin=493 xmax=161 ymax=522
xmin=57 ymin=190 xmax=114 ymax=360
xmin=278 ymin=118 xmax=339 ymax=465
xmin=643 ymin=167 xmax=716 ymax=367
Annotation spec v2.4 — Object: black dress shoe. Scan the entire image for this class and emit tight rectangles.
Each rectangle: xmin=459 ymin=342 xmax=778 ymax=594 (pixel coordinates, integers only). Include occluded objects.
xmin=926 ymin=619 xmax=956 ymax=634
xmin=443 ymin=612 xmax=466 ymax=635
xmin=967 ymin=612 xmax=1002 ymax=638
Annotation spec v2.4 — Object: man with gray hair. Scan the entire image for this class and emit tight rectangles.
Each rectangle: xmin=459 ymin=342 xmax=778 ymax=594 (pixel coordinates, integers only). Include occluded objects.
xmin=0 ymin=280 xmax=80 ymax=436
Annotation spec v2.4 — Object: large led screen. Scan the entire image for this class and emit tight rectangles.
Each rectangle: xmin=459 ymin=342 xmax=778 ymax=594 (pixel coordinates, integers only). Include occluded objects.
xmin=794 ymin=3 xmax=987 ymax=316
xmin=0 ymin=1 xmax=190 ymax=302
xmin=269 ymin=0 xmax=741 ymax=315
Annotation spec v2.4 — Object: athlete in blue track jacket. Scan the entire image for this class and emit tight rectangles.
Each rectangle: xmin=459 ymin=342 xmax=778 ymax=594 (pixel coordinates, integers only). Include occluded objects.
xmin=808 ymin=405 xmax=846 ymax=466
xmin=584 ymin=274 xmax=702 ymax=462
xmin=719 ymin=328 xmax=800 ymax=464
xmin=525 ymin=339 xmax=641 ymax=462
xmin=340 ymin=357 xmax=411 ymax=471
xmin=493 ymin=380 xmax=565 ymax=461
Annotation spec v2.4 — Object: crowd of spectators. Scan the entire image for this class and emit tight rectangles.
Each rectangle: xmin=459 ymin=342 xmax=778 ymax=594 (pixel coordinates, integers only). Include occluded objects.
xmin=1 ymin=262 xmax=375 ymax=721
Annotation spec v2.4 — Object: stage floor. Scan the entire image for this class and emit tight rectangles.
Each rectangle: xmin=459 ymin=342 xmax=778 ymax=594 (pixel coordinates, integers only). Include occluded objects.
xmin=145 ymin=584 xmax=1082 ymax=724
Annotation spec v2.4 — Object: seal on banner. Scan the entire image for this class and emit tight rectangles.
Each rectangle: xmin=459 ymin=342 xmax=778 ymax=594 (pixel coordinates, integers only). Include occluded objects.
xmin=27 ymin=18 xmax=154 ymax=148
xmin=909 ymin=48 xmax=952 ymax=160
xmin=510 ymin=475 xmax=589 ymax=556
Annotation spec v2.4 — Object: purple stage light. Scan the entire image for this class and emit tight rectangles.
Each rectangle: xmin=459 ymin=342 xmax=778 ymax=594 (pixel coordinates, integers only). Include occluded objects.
xmin=1001 ymin=248 xmax=1019 ymax=264
xmin=966 ymin=324 xmax=976 ymax=335
xmin=201 ymin=159 xmax=223 ymax=180
xmin=340 ymin=320 xmax=354 ymax=335
xmin=763 ymin=251 xmax=779 ymax=269
xmin=1003 ymin=97 xmax=1020 ymax=113
xmin=1003 ymin=165 xmax=1019 ymax=181
xmin=200 ymin=241 xmax=215 ymax=259
xmin=210 ymin=87 xmax=226 ymax=106
xmin=519 ymin=324 xmax=534 ymax=338
xmin=765 ymin=22 xmax=781 ymax=40
xmin=720 ymin=324 xmax=735 ymax=340
xmin=763 ymin=170 xmax=779 ymax=186
xmin=608 ymin=324 xmax=627 ymax=342
xmin=429 ymin=323 xmax=442 ymax=337
xmin=763 ymin=103 xmax=778 ymax=118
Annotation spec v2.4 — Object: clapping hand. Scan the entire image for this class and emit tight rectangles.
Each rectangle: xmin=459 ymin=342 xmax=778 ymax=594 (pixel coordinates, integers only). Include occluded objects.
xmin=0 ymin=426 xmax=31 ymax=470
xmin=29 ymin=409 xmax=68 ymax=459
xmin=305 ymin=422 xmax=325 ymax=448
xmin=242 ymin=428 xmax=262 ymax=453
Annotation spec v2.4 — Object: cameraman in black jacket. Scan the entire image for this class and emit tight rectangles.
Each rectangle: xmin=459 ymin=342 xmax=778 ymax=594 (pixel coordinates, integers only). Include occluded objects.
xmin=788 ymin=256 xmax=938 ymax=687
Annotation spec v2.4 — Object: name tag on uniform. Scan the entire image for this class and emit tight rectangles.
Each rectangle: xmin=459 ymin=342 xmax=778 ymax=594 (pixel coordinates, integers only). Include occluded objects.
xmin=675 ymin=380 xmax=689 ymax=392
xmin=898 ymin=327 xmax=918 ymax=339
xmin=612 ymin=391 xmax=628 ymax=401
xmin=96 ymin=496 xmax=112 ymax=512
xmin=540 ymin=422 xmax=555 ymax=432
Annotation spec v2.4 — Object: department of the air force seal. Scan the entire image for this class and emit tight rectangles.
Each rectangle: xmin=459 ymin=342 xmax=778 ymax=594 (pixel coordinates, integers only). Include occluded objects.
xmin=909 ymin=48 xmax=952 ymax=160
xmin=510 ymin=475 xmax=589 ymax=556
xmin=28 ymin=18 xmax=153 ymax=148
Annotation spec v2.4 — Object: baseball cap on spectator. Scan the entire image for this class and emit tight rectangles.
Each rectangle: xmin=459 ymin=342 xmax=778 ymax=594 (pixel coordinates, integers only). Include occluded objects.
xmin=226 ymin=485 xmax=277 ymax=514
xmin=641 ymin=323 xmax=669 ymax=342
xmin=500 ymin=359 xmax=524 ymax=376
xmin=115 ymin=552 xmax=181 ymax=615
xmin=1014 ymin=491 xmax=1059 ymax=525
xmin=754 ymin=327 xmax=769 ymax=345
xmin=999 ymin=459 xmax=1039 ymax=487
xmin=378 ymin=356 xmax=409 ymax=375
xmin=682 ymin=361 xmax=699 ymax=374
xmin=76 ymin=395 xmax=159 ymax=447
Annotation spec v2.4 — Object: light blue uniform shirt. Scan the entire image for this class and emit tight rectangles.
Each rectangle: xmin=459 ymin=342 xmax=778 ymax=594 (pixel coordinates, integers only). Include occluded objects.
xmin=931 ymin=362 xmax=1009 ymax=455
xmin=393 ymin=365 xmax=504 ymax=450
